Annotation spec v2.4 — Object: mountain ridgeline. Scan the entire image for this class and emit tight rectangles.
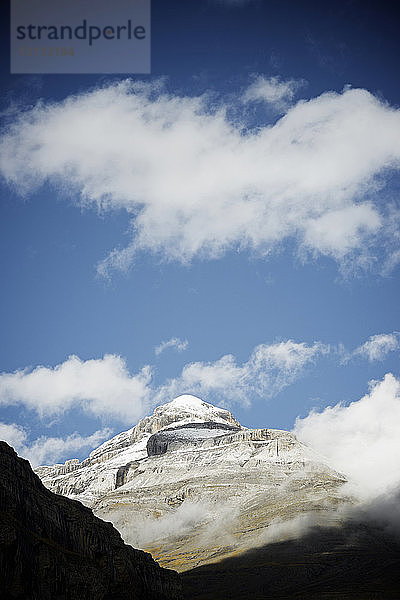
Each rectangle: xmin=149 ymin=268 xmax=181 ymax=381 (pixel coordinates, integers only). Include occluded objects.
xmin=35 ymin=395 xmax=348 ymax=571
xmin=3 ymin=395 xmax=400 ymax=599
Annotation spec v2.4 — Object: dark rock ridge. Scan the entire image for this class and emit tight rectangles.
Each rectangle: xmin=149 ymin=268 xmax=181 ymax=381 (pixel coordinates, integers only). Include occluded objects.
xmin=0 ymin=441 xmax=182 ymax=600
xmin=146 ymin=421 xmax=240 ymax=456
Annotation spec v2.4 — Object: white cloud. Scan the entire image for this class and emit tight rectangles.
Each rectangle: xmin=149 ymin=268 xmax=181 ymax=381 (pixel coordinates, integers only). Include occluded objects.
xmin=303 ymin=204 xmax=381 ymax=259
xmin=0 ymin=354 xmax=152 ymax=422
xmin=1 ymin=81 xmax=399 ymax=274
xmin=353 ymin=333 xmax=400 ymax=362
xmin=0 ymin=422 xmax=111 ymax=467
xmin=294 ymin=373 xmax=400 ymax=499
xmin=0 ymin=341 xmax=326 ymax=425
xmin=155 ymin=340 xmax=328 ymax=405
xmin=243 ymin=75 xmax=303 ymax=108
xmin=0 ymin=422 xmax=27 ymax=448
xmin=155 ymin=337 xmax=188 ymax=356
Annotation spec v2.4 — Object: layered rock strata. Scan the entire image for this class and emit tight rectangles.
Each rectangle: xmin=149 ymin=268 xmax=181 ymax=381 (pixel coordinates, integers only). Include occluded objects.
xmin=35 ymin=396 xmax=349 ymax=572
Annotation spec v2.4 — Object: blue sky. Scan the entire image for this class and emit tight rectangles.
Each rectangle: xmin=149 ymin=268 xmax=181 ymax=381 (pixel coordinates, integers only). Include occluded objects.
xmin=0 ymin=0 xmax=399 ymax=467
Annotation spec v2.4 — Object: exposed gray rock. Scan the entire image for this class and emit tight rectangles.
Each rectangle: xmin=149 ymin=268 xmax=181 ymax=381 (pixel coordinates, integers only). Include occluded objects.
xmin=115 ymin=461 xmax=140 ymax=488
xmin=147 ymin=421 xmax=240 ymax=456
xmin=34 ymin=395 xmax=350 ymax=573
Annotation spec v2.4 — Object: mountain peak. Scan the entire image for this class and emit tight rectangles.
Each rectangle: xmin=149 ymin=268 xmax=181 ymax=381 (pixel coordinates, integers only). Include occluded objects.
xmin=36 ymin=395 xmax=242 ymax=480
xmin=165 ymin=394 xmax=210 ymax=410
xmin=153 ymin=394 xmax=242 ymax=429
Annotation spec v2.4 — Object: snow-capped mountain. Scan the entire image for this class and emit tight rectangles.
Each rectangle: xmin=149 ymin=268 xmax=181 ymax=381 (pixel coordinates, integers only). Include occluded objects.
xmin=36 ymin=395 xmax=348 ymax=571
xmin=36 ymin=395 xmax=241 ymax=504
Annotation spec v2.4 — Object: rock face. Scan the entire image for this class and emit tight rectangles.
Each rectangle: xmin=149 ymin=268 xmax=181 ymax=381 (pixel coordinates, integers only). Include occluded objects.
xmin=146 ymin=421 xmax=240 ymax=456
xmin=35 ymin=395 xmax=349 ymax=572
xmin=35 ymin=395 xmax=243 ymax=504
xmin=0 ymin=441 xmax=182 ymax=600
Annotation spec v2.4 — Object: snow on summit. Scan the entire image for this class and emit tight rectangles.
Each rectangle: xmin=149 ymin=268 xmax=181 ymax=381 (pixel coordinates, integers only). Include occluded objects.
xmin=158 ymin=394 xmax=239 ymax=425
xmin=166 ymin=394 xmax=212 ymax=411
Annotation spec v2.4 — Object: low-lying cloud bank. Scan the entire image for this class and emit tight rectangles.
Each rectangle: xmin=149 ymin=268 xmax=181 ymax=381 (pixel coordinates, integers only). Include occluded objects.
xmin=107 ymin=499 xmax=240 ymax=553
xmin=294 ymin=373 xmax=400 ymax=499
xmin=0 ymin=422 xmax=111 ymax=467
xmin=1 ymin=80 xmax=399 ymax=274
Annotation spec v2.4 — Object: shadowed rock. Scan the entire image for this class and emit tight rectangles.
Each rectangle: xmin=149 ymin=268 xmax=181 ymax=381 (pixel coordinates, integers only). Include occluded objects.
xmin=0 ymin=441 xmax=182 ymax=600
xmin=181 ymin=522 xmax=400 ymax=599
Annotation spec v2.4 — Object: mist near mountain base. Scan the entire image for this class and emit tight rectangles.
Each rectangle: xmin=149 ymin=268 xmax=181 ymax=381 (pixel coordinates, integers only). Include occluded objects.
xmin=106 ymin=500 xmax=239 ymax=550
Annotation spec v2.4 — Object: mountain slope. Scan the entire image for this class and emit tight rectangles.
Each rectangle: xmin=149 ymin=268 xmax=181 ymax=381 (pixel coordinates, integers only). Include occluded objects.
xmin=36 ymin=395 xmax=349 ymax=572
xmin=0 ymin=441 xmax=182 ymax=600
xmin=181 ymin=522 xmax=400 ymax=599
xmin=36 ymin=395 xmax=241 ymax=505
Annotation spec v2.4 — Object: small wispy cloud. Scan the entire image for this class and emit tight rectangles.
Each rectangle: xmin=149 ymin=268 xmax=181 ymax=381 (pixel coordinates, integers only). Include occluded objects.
xmin=354 ymin=333 xmax=400 ymax=361
xmin=243 ymin=75 xmax=304 ymax=109
xmin=155 ymin=337 xmax=189 ymax=356
xmin=341 ymin=332 xmax=400 ymax=363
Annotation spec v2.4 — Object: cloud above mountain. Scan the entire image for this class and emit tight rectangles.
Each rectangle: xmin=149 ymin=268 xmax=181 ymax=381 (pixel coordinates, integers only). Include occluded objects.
xmin=352 ymin=333 xmax=400 ymax=362
xmin=1 ymin=80 xmax=399 ymax=275
xmin=243 ymin=75 xmax=304 ymax=109
xmin=0 ymin=336 xmax=397 ymax=467
xmin=155 ymin=340 xmax=327 ymax=405
xmin=0 ymin=340 xmax=325 ymax=425
xmin=0 ymin=354 xmax=152 ymax=422
xmin=155 ymin=337 xmax=189 ymax=356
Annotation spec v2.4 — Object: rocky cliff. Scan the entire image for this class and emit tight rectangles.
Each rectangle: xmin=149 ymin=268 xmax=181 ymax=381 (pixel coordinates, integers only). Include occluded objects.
xmin=0 ymin=441 xmax=182 ymax=600
xmin=35 ymin=395 xmax=244 ymax=504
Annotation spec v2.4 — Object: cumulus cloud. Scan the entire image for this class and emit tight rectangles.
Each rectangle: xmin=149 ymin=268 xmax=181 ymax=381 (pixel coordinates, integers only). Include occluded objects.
xmin=294 ymin=373 xmax=400 ymax=499
xmin=0 ymin=340 xmax=326 ymax=424
xmin=243 ymin=75 xmax=303 ymax=108
xmin=0 ymin=422 xmax=111 ymax=467
xmin=156 ymin=340 xmax=328 ymax=405
xmin=155 ymin=337 xmax=189 ymax=356
xmin=353 ymin=333 xmax=400 ymax=362
xmin=1 ymin=81 xmax=399 ymax=274
xmin=0 ymin=354 xmax=152 ymax=422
